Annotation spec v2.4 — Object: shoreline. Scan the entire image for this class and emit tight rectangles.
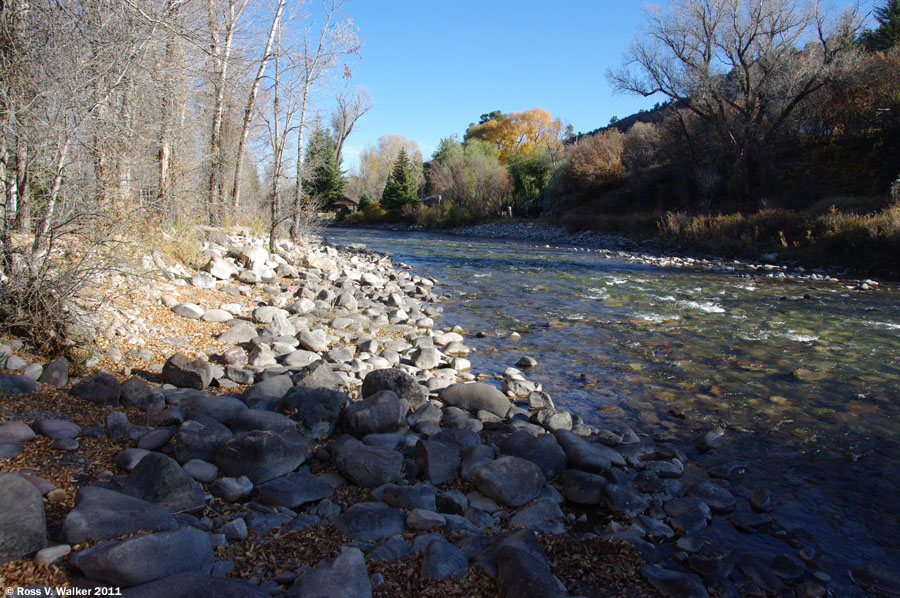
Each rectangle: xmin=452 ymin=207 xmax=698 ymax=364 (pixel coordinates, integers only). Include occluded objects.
xmin=0 ymin=227 xmax=890 ymax=597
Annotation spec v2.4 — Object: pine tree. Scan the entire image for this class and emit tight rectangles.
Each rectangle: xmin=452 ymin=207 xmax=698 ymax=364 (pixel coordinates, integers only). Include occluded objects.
xmin=863 ymin=0 xmax=900 ymax=51
xmin=303 ymin=121 xmax=345 ymax=207
xmin=380 ymin=148 xmax=419 ymax=214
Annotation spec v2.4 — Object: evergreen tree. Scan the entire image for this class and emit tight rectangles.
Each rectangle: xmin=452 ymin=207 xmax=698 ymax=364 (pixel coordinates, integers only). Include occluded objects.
xmin=380 ymin=148 xmax=419 ymax=214
xmin=863 ymin=0 xmax=900 ymax=51
xmin=303 ymin=121 xmax=345 ymax=207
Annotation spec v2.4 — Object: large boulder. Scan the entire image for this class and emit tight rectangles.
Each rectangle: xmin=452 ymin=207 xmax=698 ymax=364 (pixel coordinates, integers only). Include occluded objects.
xmin=336 ymin=502 xmax=405 ymax=541
xmin=499 ymin=430 xmax=568 ymax=479
xmin=162 ymin=353 xmax=213 ymax=390
xmin=69 ymin=528 xmax=213 ymax=588
xmin=257 ymin=472 xmax=334 ymax=508
xmin=287 ymin=547 xmax=371 ymax=598
xmin=183 ymin=395 xmax=247 ymax=425
xmin=175 ymin=420 xmax=233 ymax=464
xmin=228 ymin=409 xmax=297 ymax=435
xmin=421 ymin=536 xmax=468 ymax=579
xmin=61 ymin=486 xmax=178 ymax=544
xmin=553 ymin=429 xmax=624 ymax=473
xmin=279 ymin=386 xmax=348 ymax=439
xmin=439 ymin=383 xmax=511 ymax=417
xmin=38 ymin=357 xmax=69 ymax=387
xmin=0 ymin=473 xmax=46 ymax=559
xmin=342 ymin=390 xmax=407 ymax=438
xmin=413 ymin=440 xmax=460 ymax=486
xmin=472 ymin=456 xmax=546 ymax=508
xmin=332 ymin=436 xmax=404 ymax=488
xmin=215 ymin=430 xmax=312 ymax=484
xmin=121 ymin=453 xmax=206 ymax=513
xmin=243 ymin=375 xmax=294 ymax=410
xmin=70 ymin=371 xmax=122 ymax=406
xmin=361 ymin=368 xmax=427 ymax=407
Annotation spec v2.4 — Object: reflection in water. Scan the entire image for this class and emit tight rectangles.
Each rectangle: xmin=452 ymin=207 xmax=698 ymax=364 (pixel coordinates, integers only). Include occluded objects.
xmin=327 ymin=227 xmax=900 ymax=581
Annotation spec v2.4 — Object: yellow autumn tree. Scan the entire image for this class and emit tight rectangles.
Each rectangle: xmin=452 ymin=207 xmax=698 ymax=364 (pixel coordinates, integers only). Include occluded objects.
xmin=464 ymin=107 xmax=562 ymax=164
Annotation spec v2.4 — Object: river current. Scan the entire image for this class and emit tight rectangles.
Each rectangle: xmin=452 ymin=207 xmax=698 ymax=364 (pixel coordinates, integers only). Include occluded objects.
xmin=326 ymin=227 xmax=900 ymax=589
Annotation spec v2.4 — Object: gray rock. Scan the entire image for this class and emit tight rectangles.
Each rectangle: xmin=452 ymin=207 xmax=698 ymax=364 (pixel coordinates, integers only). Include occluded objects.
xmin=439 ymin=382 xmax=511 ymax=417
xmin=0 ymin=442 xmax=22 ymax=459
xmin=282 ymin=349 xmax=319 ymax=368
xmin=201 ymin=309 xmax=233 ymax=323
xmin=4 ymin=354 xmax=25 ymax=370
xmin=604 ymin=483 xmax=650 ymax=518
xmin=495 ymin=538 xmax=566 ymax=598
xmin=229 ymin=409 xmax=297 ymax=434
xmin=106 ymin=411 xmax=129 ymax=438
xmin=665 ymin=496 xmax=711 ymax=535
xmin=172 ymin=303 xmax=205 ymax=319
xmin=221 ymin=517 xmax=248 ymax=541
xmin=183 ymin=395 xmax=247 ymax=424
xmin=243 ymin=374 xmax=293 ymax=410
xmin=182 ymin=459 xmax=218 ymax=483
xmin=361 ymin=368 xmax=427 ymax=407
xmin=380 ymin=483 xmax=437 ymax=511
xmin=210 ymin=476 xmax=254 ymax=502
xmin=298 ymin=329 xmax=329 ymax=353
xmin=137 ymin=427 xmax=175 ymax=451
xmin=727 ymin=512 xmax=773 ymax=533
xmin=115 ymin=448 xmax=150 ymax=471
xmin=343 ymin=390 xmax=407 ymax=438
xmin=61 ymin=486 xmax=178 ymax=544
xmin=0 ymin=374 xmax=39 ymax=395
xmin=337 ymin=502 xmax=406 ymax=541
xmin=407 ymin=509 xmax=445 ymax=530
xmin=472 ymin=456 xmax=546 ymax=508
xmin=0 ymin=421 xmax=35 ymax=443
xmin=553 ymin=429 xmax=625 ymax=473
xmin=38 ymin=357 xmax=68 ymax=387
xmin=499 ymin=430 xmax=568 ymax=479
xmin=34 ymin=418 xmax=80 ymax=439
xmin=332 ymin=436 xmax=404 ymax=488
xmin=69 ymin=528 xmax=213 ymax=587
xmin=460 ymin=444 xmax=495 ymax=482
xmin=686 ymin=481 xmax=736 ymax=514
xmin=430 ymin=427 xmax=481 ymax=449
xmin=530 ymin=408 xmax=573 ymax=432
xmin=217 ymin=322 xmax=258 ymax=344
xmin=121 ymin=376 xmax=152 ymax=407
xmin=287 ymin=547 xmax=371 ymax=598
xmin=163 ymin=353 xmax=212 ymax=390
xmin=70 ymin=371 xmax=122 ymax=405
xmin=509 ymin=498 xmax=566 ymax=534
xmin=0 ymin=473 xmax=46 ymax=559
xmin=279 ymin=386 xmax=348 ymax=439
xmin=293 ymin=360 xmax=344 ymax=390
xmin=122 ymin=452 xmax=206 ymax=513
xmin=175 ymin=420 xmax=233 ymax=464
xmin=421 ymin=536 xmax=468 ymax=579
xmin=257 ymin=471 xmax=334 ymax=508
xmin=123 ymin=571 xmax=268 ymax=598
xmin=642 ymin=564 xmax=710 ymax=598
xmin=750 ymin=485 xmax=774 ymax=513
xmin=215 ymin=430 xmax=312 ymax=484
xmin=367 ymin=537 xmax=413 ymax=561
xmin=413 ymin=439 xmax=460 ymax=485
xmin=560 ymin=469 xmax=606 ymax=505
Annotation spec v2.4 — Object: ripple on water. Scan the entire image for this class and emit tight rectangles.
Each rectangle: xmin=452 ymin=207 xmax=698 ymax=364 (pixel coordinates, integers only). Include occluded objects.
xmin=678 ymin=300 xmax=727 ymax=313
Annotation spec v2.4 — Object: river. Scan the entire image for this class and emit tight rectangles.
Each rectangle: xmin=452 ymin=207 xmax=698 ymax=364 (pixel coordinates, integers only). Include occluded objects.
xmin=326 ymin=226 xmax=900 ymax=591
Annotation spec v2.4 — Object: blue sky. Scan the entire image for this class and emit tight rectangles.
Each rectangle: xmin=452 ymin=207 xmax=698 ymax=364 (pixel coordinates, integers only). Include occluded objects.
xmin=340 ymin=0 xmax=875 ymax=169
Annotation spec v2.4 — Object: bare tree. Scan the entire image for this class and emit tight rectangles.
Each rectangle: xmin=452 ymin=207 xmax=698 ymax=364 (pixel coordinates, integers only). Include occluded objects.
xmin=609 ymin=0 xmax=862 ymax=201
xmin=331 ymin=85 xmax=372 ymax=167
xmin=288 ymin=0 xmax=360 ymax=240
xmin=230 ymin=0 xmax=284 ymax=215
xmin=206 ymin=0 xmax=249 ymax=223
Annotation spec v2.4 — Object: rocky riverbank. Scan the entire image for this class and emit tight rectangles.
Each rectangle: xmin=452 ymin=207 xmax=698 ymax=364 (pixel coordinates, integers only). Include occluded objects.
xmin=0 ymin=228 xmax=895 ymax=597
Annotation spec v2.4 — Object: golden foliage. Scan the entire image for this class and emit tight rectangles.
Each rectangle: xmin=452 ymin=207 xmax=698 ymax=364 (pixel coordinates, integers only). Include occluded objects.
xmin=565 ymin=129 xmax=626 ymax=189
xmin=465 ymin=107 xmax=562 ymax=164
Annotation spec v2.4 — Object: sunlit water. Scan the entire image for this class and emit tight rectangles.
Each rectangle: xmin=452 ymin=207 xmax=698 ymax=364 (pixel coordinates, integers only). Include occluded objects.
xmin=327 ymin=227 xmax=900 ymax=587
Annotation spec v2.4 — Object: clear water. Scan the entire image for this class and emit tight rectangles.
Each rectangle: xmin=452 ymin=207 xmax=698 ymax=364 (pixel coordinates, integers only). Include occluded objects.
xmin=326 ymin=227 xmax=900 ymax=587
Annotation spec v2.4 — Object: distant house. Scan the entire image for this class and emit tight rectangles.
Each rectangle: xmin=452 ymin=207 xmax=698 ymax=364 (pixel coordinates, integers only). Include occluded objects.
xmin=330 ymin=196 xmax=360 ymax=213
